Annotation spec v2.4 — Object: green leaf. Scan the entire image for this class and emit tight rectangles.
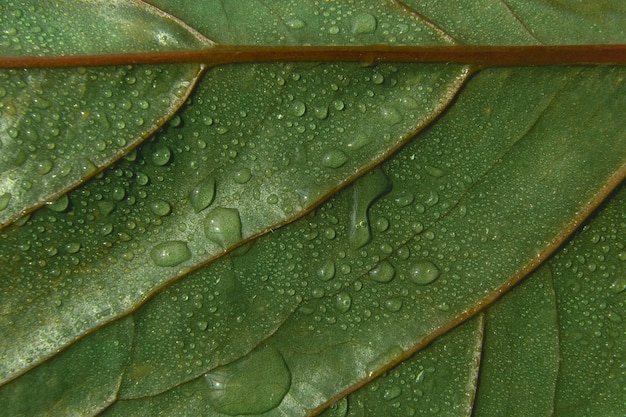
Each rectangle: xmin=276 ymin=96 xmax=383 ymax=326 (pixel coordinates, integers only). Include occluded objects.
xmin=0 ymin=0 xmax=209 ymax=226
xmin=0 ymin=1 xmax=625 ymax=416
xmin=0 ymin=0 xmax=469 ymax=383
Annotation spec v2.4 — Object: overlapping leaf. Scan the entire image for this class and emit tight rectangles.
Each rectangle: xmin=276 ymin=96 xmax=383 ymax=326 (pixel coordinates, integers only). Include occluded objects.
xmin=0 ymin=1 xmax=625 ymax=416
xmin=0 ymin=0 xmax=469 ymax=383
xmin=0 ymin=0 xmax=210 ymax=226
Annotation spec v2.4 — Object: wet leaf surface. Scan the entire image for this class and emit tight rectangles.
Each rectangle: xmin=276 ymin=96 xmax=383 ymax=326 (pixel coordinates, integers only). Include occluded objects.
xmin=0 ymin=1 xmax=625 ymax=416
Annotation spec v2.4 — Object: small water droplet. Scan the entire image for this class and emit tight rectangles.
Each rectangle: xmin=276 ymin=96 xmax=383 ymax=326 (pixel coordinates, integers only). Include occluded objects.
xmin=409 ymin=260 xmax=440 ymax=285
xmin=285 ymin=18 xmax=306 ymax=29
xmin=314 ymin=105 xmax=329 ymax=119
xmin=190 ymin=177 xmax=216 ymax=213
xmin=0 ymin=193 xmax=11 ymax=211
xmin=335 ymin=292 xmax=352 ymax=313
xmin=317 ymin=260 xmax=336 ymax=281
xmin=204 ymin=345 xmax=291 ymax=415
xmin=380 ymin=106 xmax=402 ymax=125
xmin=321 ymin=149 xmax=348 ymax=169
xmin=151 ymin=144 xmax=171 ymax=166
xmin=233 ymin=167 xmax=252 ymax=184
xmin=150 ymin=199 xmax=172 ymax=217
xmin=204 ymin=207 xmax=243 ymax=249
xmin=150 ymin=241 xmax=191 ymax=267
xmin=384 ymin=298 xmax=403 ymax=312
xmin=290 ymin=100 xmax=306 ymax=117
xmin=47 ymin=194 xmax=69 ymax=212
xmin=369 ymin=260 xmax=396 ymax=283
xmin=352 ymin=13 xmax=377 ymax=34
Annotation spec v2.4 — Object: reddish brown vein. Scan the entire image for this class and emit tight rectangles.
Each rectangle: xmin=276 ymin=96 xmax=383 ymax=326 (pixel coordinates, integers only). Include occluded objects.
xmin=0 ymin=44 xmax=625 ymax=68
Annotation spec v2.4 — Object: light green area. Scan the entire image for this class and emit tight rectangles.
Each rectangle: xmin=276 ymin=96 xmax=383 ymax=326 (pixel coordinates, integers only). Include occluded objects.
xmin=0 ymin=317 xmax=133 ymax=416
xmin=0 ymin=0 xmax=209 ymax=226
xmin=0 ymin=1 xmax=625 ymax=417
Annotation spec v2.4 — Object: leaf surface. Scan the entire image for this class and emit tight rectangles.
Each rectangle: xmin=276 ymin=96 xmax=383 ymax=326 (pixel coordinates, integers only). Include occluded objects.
xmin=0 ymin=1 xmax=625 ymax=416
xmin=0 ymin=0 xmax=209 ymax=226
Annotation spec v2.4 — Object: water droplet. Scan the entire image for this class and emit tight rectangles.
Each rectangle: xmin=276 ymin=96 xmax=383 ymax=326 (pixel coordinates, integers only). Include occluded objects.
xmin=233 ymin=167 xmax=252 ymax=184
xmin=0 ymin=193 xmax=11 ymax=211
xmin=409 ymin=260 xmax=441 ymax=285
xmin=204 ymin=207 xmax=243 ymax=249
xmin=369 ymin=260 xmax=396 ymax=283
xmin=424 ymin=165 xmax=445 ymax=178
xmin=190 ymin=177 xmax=216 ymax=213
xmin=380 ymin=106 xmax=402 ymax=125
xmin=335 ymin=292 xmax=352 ymax=313
xmin=285 ymin=18 xmax=306 ymax=30
xmin=151 ymin=144 xmax=171 ymax=166
xmin=47 ymin=194 xmax=69 ymax=212
xmin=321 ymin=149 xmax=348 ymax=169
xmin=36 ymin=159 xmax=53 ymax=175
xmin=98 ymin=200 xmax=115 ymax=216
xmin=150 ymin=240 xmax=191 ymax=267
xmin=314 ymin=105 xmax=329 ymax=119
xmin=150 ymin=199 xmax=172 ymax=217
xmin=290 ymin=100 xmax=306 ymax=117
xmin=384 ymin=298 xmax=403 ymax=312
xmin=204 ymin=345 xmax=291 ymax=415
xmin=64 ymin=242 xmax=81 ymax=254
xmin=317 ymin=260 xmax=336 ymax=281
xmin=350 ymin=168 xmax=392 ymax=249
xmin=352 ymin=13 xmax=377 ymax=34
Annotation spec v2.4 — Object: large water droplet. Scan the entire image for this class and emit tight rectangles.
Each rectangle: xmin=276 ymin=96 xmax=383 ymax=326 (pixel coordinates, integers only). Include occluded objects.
xmin=151 ymin=144 xmax=171 ymax=166
xmin=352 ymin=13 xmax=377 ymax=34
xmin=150 ymin=240 xmax=191 ymax=267
xmin=321 ymin=149 xmax=348 ymax=169
xmin=150 ymin=199 xmax=172 ymax=217
xmin=409 ymin=260 xmax=440 ymax=285
xmin=204 ymin=345 xmax=291 ymax=415
xmin=368 ymin=260 xmax=396 ymax=283
xmin=317 ymin=260 xmax=336 ymax=281
xmin=335 ymin=292 xmax=352 ymax=313
xmin=190 ymin=177 xmax=216 ymax=213
xmin=0 ymin=193 xmax=11 ymax=211
xmin=204 ymin=207 xmax=243 ymax=249
xmin=350 ymin=167 xmax=392 ymax=249
xmin=47 ymin=194 xmax=69 ymax=212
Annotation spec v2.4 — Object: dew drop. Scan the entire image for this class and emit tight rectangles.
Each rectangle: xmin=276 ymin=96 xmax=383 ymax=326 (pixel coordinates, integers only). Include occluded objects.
xmin=151 ymin=144 xmax=171 ymax=166
xmin=150 ymin=199 xmax=172 ymax=217
xmin=190 ymin=177 xmax=216 ymax=213
xmin=99 ymin=201 xmax=115 ymax=216
xmin=350 ymin=167 xmax=392 ymax=249
xmin=285 ymin=18 xmax=306 ymax=29
xmin=150 ymin=240 xmax=191 ymax=267
xmin=380 ymin=106 xmax=402 ymax=125
xmin=204 ymin=207 xmax=243 ymax=249
xmin=290 ymin=100 xmax=306 ymax=117
xmin=409 ymin=260 xmax=441 ymax=285
xmin=352 ymin=13 xmax=377 ymax=34
xmin=204 ymin=345 xmax=291 ymax=415
xmin=47 ymin=194 xmax=69 ymax=212
xmin=36 ymin=159 xmax=53 ymax=175
xmin=321 ymin=149 xmax=348 ymax=169
xmin=335 ymin=292 xmax=352 ymax=313
xmin=233 ymin=167 xmax=252 ymax=184
xmin=384 ymin=298 xmax=403 ymax=312
xmin=369 ymin=260 xmax=396 ymax=283
xmin=317 ymin=260 xmax=336 ymax=281
xmin=314 ymin=105 xmax=329 ymax=120
xmin=0 ymin=193 xmax=11 ymax=211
